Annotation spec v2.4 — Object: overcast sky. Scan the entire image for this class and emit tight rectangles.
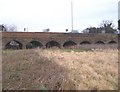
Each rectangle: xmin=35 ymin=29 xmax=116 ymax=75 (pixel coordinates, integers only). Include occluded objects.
xmin=0 ymin=0 xmax=119 ymax=32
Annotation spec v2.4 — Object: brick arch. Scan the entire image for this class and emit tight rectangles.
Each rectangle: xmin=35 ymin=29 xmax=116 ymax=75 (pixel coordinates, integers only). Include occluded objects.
xmin=80 ymin=41 xmax=91 ymax=44
xmin=5 ymin=40 xmax=23 ymax=50
xmin=95 ymin=41 xmax=105 ymax=44
xmin=63 ymin=41 xmax=77 ymax=48
xmin=108 ymin=40 xmax=117 ymax=44
xmin=26 ymin=40 xmax=43 ymax=49
xmin=46 ymin=41 xmax=61 ymax=48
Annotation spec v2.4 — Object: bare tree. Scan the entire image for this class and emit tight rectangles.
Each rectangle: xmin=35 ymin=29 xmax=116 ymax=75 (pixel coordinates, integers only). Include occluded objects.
xmin=8 ymin=24 xmax=17 ymax=32
xmin=99 ymin=20 xmax=113 ymax=28
xmin=99 ymin=20 xmax=117 ymax=33
xmin=0 ymin=24 xmax=7 ymax=31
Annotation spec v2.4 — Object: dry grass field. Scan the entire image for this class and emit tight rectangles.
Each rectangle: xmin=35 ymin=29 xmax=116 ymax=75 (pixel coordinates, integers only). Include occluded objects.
xmin=2 ymin=48 xmax=118 ymax=90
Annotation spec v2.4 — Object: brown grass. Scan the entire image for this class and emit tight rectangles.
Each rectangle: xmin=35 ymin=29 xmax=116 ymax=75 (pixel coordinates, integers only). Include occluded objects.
xmin=2 ymin=49 xmax=118 ymax=90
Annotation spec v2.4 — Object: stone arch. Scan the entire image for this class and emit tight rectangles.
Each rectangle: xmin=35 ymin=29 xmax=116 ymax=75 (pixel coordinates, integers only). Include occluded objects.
xmin=108 ymin=40 xmax=117 ymax=44
xmin=95 ymin=41 xmax=105 ymax=44
xmin=5 ymin=40 xmax=23 ymax=50
xmin=63 ymin=41 xmax=77 ymax=48
xmin=80 ymin=41 xmax=91 ymax=44
xmin=26 ymin=40 xmax=43 ymax=49
xmin=46 ymin=41 xmax=61 ymax=48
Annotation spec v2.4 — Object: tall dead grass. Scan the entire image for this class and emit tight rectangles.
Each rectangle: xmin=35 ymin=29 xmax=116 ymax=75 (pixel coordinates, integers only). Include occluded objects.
xmin=2 ymin=49 xmax=118 ymax=90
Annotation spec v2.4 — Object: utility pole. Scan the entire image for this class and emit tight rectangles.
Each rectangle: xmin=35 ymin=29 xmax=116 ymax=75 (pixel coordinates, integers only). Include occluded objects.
xmin=118 ymin=1 xmax=120 ymax=34
xmin=71 ymin=1 xmax=73 ymax=32
xmin=118 ymin=1 xmax=120 ymax=33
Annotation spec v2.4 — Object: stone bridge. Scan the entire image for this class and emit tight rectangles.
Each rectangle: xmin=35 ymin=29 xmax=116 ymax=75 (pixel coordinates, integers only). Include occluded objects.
xmin=2 ymin=32 xmax=119 ymax=49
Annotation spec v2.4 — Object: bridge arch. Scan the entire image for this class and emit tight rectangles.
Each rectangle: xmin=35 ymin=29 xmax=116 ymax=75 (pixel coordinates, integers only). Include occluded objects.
xmin=108 ymin=40 xmax=117 ymax=44
xmin=80 ymin=41 xmax=91 ymax=44
xmin=5 ymin=40 xmax=23 ymax=50
xmin=63 ymin=41 xmax=77 ymax=48
xmin=95 ymin=41 xmax=105 ymax=44
xmin=26 ymin=40 xmax=43 ymax=49
xmin=46 ymin=41 xmax=61 ymax=48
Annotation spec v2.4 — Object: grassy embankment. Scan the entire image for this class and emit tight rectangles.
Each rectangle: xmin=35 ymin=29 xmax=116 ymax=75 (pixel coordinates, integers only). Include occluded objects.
xmin=2 ymin=48 xmax=118 ymax=90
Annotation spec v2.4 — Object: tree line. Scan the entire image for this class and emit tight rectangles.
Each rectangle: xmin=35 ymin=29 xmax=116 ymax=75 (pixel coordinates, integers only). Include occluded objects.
xmin=82 ymin=20 xmax=118 ymax=34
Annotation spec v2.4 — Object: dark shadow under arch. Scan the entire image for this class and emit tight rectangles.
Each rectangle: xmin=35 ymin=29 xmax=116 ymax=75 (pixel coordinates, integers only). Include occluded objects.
xmin=108 ymin=41 xmax=117 ymax=44
xmin=26 ymin=41 xmax=43 ymax=49
xmin=5 ymin=40 xmax=23 ymax=50
xmin=46 ymin=41 xmax=61 ymax=48
xmin=95 ymin=41 xmax=105 ymax=44
xmin=80 ymin=41 xmax=91 ymax=44
xmin=63 ymin=41 xmax=77 ymax=48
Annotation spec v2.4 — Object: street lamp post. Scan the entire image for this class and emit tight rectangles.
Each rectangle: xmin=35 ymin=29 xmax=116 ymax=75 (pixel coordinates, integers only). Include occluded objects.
xmin=71 ymin=1 xmax=73 ymax=32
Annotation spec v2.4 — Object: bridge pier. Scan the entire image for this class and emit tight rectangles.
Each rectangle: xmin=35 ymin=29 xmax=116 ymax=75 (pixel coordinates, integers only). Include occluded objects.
xmin=42 ymin=45 xmax=46 ymax=49
xmin=77 ymin=43 xmax=80 ymax=48
xmin=60 ymin=44 xmax=64 ymax=49
xmin=22 ymin=44 xmax=26 ymax=49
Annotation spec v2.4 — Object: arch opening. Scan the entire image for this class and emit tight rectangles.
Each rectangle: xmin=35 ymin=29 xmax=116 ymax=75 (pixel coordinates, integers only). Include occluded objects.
xmin=95 ymin=41 xmax=105 ymax=44
xmin=63 ymin=41 xmax=77 ymax=48
xmin=108 ymin=41 xmax=117 ymax=44
xmin=80 ymin=41 xmax=91 ymax=44
xmin=46 ymin=41 xmax=60 ymax=48
xmin=26 ymin=41 xmax=43 ymax=49
xmin=5 ymin=40 xmax=22 ymax=50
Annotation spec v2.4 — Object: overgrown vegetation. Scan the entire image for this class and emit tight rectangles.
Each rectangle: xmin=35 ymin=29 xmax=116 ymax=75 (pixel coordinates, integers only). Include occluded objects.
xmin=2 ymin=49 xmax=118 ymax=90
xmin=82 ymin=20 xmax=118 ymax=33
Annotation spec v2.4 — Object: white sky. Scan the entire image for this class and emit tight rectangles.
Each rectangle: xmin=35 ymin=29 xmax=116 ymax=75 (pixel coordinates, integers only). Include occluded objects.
xmin=0 ymin=0 xmax=119 ymax=32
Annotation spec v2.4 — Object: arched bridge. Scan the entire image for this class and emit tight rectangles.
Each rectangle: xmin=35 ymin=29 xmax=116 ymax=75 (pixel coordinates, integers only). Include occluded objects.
xmin=2 ymin=32 xmax=118 ymax=50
